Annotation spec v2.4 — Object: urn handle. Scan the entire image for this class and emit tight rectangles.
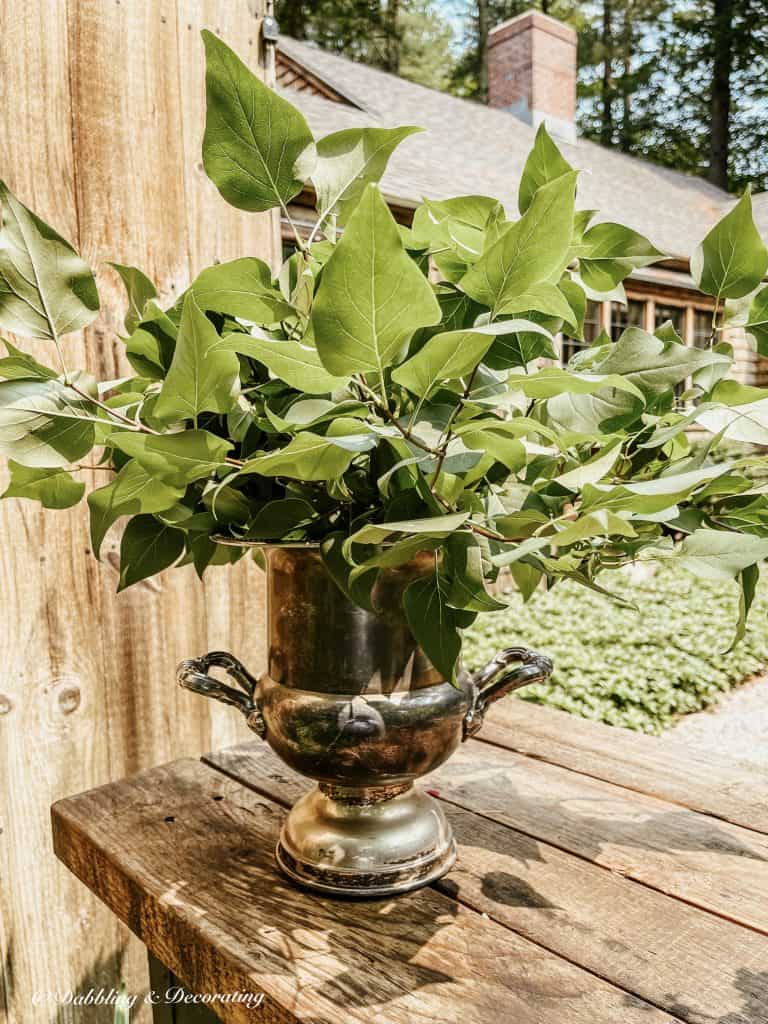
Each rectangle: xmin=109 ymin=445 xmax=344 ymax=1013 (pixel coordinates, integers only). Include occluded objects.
xmin=177 ymin=650 xmax=266 ymax=738
xmin=463 ymin=646 xmax=553 ymax=740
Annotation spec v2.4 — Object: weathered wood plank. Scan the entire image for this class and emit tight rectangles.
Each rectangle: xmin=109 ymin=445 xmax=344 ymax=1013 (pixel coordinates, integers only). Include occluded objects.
xmin=52 ymin=758 xmax=679 ymax=1024
xmin=476 ymin=700 xmax=768 ymax=834
xmin=435 ymin=739 xmax=768 ymax=934
xmin=206 ymin=741 xmax=768 ymax=1024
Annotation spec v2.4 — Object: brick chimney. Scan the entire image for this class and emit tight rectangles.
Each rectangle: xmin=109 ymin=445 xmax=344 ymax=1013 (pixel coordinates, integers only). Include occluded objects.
xmin=487 ymin=10 xmax=577 ymax=144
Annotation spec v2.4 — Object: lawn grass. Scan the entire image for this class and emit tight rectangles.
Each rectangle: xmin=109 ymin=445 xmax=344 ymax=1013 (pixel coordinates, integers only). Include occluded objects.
xmin=463 ymin=563 xmax=768 ymax=734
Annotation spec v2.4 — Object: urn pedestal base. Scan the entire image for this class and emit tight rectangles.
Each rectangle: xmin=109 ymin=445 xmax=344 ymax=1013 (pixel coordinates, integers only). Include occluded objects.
xmin=275 ymin=782 xmax=456 ymax=898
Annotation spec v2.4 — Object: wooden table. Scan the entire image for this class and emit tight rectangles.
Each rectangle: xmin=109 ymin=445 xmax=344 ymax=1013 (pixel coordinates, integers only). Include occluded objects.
xmin=52 ymin=700 xmax=768 ymax=1024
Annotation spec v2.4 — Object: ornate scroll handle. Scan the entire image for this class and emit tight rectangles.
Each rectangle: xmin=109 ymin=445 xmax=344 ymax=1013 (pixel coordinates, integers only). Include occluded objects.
xmin=177 ymin=650 xmax=266 ymax=738
xmin=463 ymin=646 xmax=553 ymax=740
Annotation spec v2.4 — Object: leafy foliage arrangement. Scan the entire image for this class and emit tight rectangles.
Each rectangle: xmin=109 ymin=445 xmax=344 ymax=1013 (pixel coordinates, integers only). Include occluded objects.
xmin=2 ymin=31 xmax=768 ymax=683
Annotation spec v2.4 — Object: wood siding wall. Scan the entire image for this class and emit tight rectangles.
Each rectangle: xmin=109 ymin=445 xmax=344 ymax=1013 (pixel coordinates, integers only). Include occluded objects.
xmin=0 ymin=4 xmax=276 ymax=1022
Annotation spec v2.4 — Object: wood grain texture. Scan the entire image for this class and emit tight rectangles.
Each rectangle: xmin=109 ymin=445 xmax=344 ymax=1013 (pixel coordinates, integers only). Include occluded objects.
xmin=52 ymin=757 xmax=679 ymax=1024
xmin=476 ymin=700 xmax=768 ymax=834
xmin=0 ymin=2 xmax=275 ymax=1020
xmin=206 ymin=741 xmax=768 ymax=1024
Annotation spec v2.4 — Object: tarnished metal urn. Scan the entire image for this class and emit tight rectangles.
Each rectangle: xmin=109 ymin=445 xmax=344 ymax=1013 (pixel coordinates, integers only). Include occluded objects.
xmin=178 ymin=546 xmax=553 ymax=898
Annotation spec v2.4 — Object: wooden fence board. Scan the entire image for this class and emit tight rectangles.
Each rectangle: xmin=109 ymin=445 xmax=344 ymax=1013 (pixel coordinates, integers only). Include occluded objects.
xmin=0 ymin=3 xmax=275 ymax=1020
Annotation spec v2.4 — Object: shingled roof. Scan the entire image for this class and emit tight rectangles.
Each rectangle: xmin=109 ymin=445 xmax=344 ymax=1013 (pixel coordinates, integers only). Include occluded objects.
xmin=279 ymin=36 xmax=732 ymax=262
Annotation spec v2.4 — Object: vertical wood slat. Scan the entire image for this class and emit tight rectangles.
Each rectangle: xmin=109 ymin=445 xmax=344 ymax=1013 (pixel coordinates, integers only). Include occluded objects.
xmin=0 ymin=3 xmax=275 ymax=1021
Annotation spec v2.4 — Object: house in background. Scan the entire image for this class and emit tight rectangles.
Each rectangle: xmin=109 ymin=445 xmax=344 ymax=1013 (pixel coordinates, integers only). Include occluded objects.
xmin=274 ymin=9 xmax=768 ymax=388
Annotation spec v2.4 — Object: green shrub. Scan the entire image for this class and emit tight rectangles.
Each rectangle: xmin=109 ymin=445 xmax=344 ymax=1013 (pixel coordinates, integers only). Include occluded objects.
xmin=464 ymin=564 xmax=768 ymax=734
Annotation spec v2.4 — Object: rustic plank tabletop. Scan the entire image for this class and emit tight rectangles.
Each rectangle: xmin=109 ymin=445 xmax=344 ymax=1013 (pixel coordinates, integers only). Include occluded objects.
xmin=52 ymin=701 xmax=768 ymax=1024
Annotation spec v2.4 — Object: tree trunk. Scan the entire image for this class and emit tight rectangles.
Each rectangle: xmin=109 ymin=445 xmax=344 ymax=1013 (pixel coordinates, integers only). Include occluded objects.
xmin=478 ymin=0 xmax=489 ymax=101
xmin=601 ymin=0 xmax=614 ymax=145
xmin=707 ymin=0 xmax=733 ymax=189
xmin=619 ymin=1 xmax=633 ymax=152
xmin=382 ymin=0 xmax=401 ymax=73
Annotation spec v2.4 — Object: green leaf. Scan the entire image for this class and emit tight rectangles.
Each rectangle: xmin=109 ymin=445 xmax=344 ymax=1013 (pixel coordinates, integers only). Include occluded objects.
xmin=595 ymin=327 xmax=731 ymax=399
xmin=109 ymin=263 xmax=157 ymax=333
xmin=672 ymin=529 xmax=768 ymax=581
xmin=0 ymin=180 xmax=99 ymax=339
xmin=508 ymin=367 xmax=644 ymax=400
xmin=518 ymin=124 xmax=573 ymax=214
xmin=123 ymin=301 xmax=178 ymax=379
xmin=695 ymin=385 xmax=768 ymax=445
xmin=220 ymin=332 xmax=348 ymax=393
xmin=412 ymin=195 xmax=501 ymax=262
xmin=444 ymin=532 xmax=506 ymax=611
xmin=320 ymin=532 xmax=377 ymax=612
xmin=201 ymin=31 xmax=315 ymax=213
xmin=460 ymin=172 xmax=577 ymax=315
xmin=550 ymin=510 xmax=637 ymax=547
xmin=117 ymin=515 xmax=185 ymax=591
xmin=403 ymin=570 xmax=463 ymax=682
xmin=244 ymin=497 xmax=315 ymax=539
xmin=87 ymin=461 xmax=184 ymax=557
xmin=240 ymin=432 xmax=357 ymax=481
xmin=187 ymin=258 xmax=293 ymax=324
xmin=577 ymin=223 xmax=664 ymax=292
xmin=0 ymin=378 xmax=95 ymax=467
xmin=743 ymin=284 xmax=768 ymax=356
xmin=0 ymin=340 xmax=57 ymax=380
xmin=495 ymin=282 xmax=576 ymax=322
xmin=106 ymin=429 xmax=233 ymax=486
xmin=2 ymin=461 xmax=84 ymax=509
xmin=155 ymin=293 xmax=239 ymax=421
xmin=346 ymin=511 xmax=469 ymax=552
xmin=312 ymin=126 xmax=421 ymax=225
xmin=392 ymin=322 xmax=544 ymax=398
xmin=555 ymin=439 xmax=622 ymax=490
xmin=691 ymin=192 xmax=768 ymax=300
xmin=312 ymin=185 xmax=440 ymax=377
xmin=729 ymin=563 xmax=759 ymax=651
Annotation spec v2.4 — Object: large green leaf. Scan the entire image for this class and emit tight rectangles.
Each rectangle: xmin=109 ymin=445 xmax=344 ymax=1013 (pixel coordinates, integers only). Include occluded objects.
xmin=403 ymin=570 xmax=464 ymax=682
xmin=577 ymin=223 xmax=664 ymax=292
xmin=312 ymin=126 xmax=421 ymax=226
xmin=2 ymin=461 xmax=84 ymax=509
xmin=312 ymin=185 xmax=440 ymax=377
xmin=87 ymin=461 xmax=184 ymax=557
xmin=241 ymin=432 xmax=357 ymax=481
xmin=508 ymin=367 xmax=644 ymax=400
xmin=107 ymin=429 xmax=233 ymax=486
xmin=0 ymin=378 xmax=95 ymax=467
xmin=0 ymin=180 xmax=99 ymax=339
xmin=392 ymin=322 xmax=545 ymax=398
xmin=695 ymin=386 xmax=768 ymax=444
xmin=595 ymin=327 xmax=731 ymax=399
xmin=691 ymin=192 xmax=768 ymax=299
xmin=186 ymin=258 xmax=293 ymax=324
xmin=672 ymin=529 xmax=768 ymax=581
xmin=518 ymin=124 xmax=573 ymax=214
xmin=110 ymin=263 xmax=157 ymax=333
xmin=495 ymin=282 xmax=576 ymax=322
xmin=550 ymin=510 xmax=637 ymax=547
xmin=201 ymin=31 xmax=315 ymax=213
xmin=220 ymin=332 xmax=348 ymax=393
xmin=460 ymin=172 xmax=577 ymax=315
xmin=117 ymin=515 xmax=185 ymax=591
xmin=123 ymin=301 xmax=177 ymax=379
xmin=154 ymin=293 xmax=239 ymax=422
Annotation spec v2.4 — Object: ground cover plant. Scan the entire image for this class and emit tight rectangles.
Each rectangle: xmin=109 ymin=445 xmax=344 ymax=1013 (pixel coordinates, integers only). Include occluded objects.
xmin=2 ymin=31 xmax=768 ymax=683
xmin=464 ymin=563 xmax=768 ymax=733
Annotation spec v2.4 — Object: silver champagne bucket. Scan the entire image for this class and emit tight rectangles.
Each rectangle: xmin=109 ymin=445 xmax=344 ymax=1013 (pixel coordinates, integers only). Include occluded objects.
xmin=178 ymin=545 xmax=553 ymax=897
